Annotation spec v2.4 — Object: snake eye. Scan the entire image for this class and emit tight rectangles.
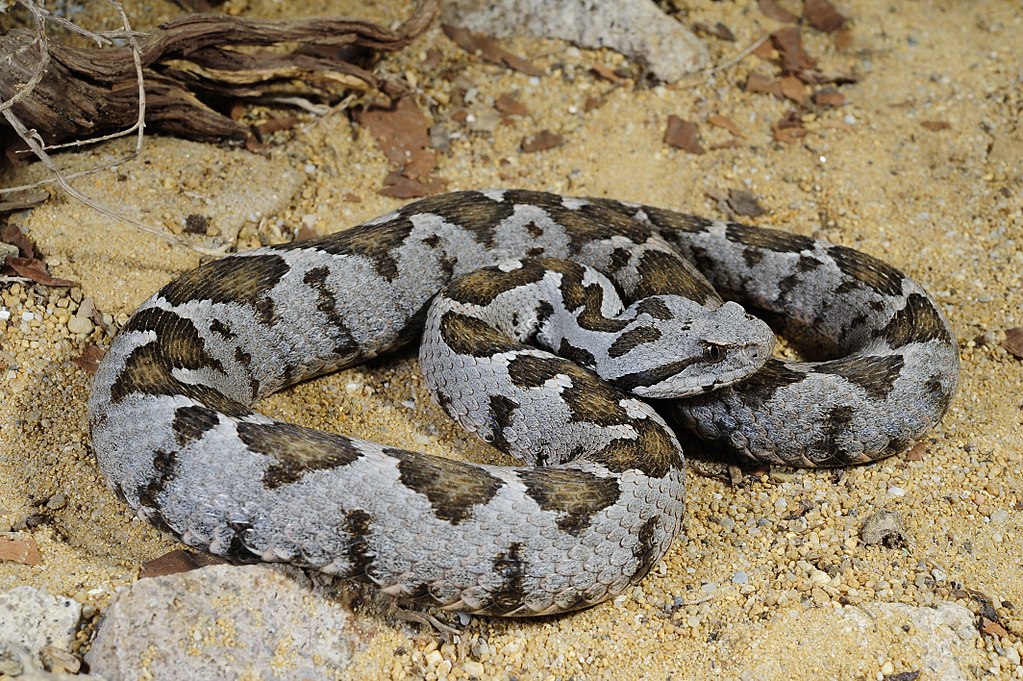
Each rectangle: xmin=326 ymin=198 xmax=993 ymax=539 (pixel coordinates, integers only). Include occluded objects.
xmin=703 ymin=343 xmax=726 ymax=363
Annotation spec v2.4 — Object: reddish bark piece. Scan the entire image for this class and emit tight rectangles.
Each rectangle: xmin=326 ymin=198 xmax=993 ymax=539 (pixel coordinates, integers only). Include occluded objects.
xmin=813 ymin=89 xmax=846 ymax=107
xmin=772 ymin=26 xmax=817 ymax=76
xmin=495 ymin=92 xmax=529 ymax=116
xmin=7 ymin=257 xmax=75 ymax=287
xmin=1004 ymin=327 xmax=1023 ymax=359
xmin=746 ymin=73 xmax=783 ymax=98
xmin=72 ymin=345 xmax=106 ymax=375
xmin=0 ymin=536 xmax=42 ymax=565
xmin=583 ymin=95 xmax=604 ymax=112
xmin=780 ymin=75 xmax=807 ymax=105
xmin=758 ymin=0 xmax=799 ymax=22
xmin=663 ymin=116 xmax=705 ymax=154
xmin=442 ymin=24 xmax=544 ymax=77
xmin=804 ymin=0 xmax=847 ymax=33
xmin=920 ymin=120 xmax=951 ymax=131
xmin=520 ymin=130 xmax=564 ymax=153
xmin=708 ymin=114 xmax=745 ymax=137
xmin=140 ymin=549 xmax=227 ymax=578
xmin=834 ymin=27 xmax=854 ymax=50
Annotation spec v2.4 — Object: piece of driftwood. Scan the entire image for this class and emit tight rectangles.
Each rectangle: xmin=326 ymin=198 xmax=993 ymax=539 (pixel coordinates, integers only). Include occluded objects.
xmin=0 ymin=0 xmax=438 ymax=147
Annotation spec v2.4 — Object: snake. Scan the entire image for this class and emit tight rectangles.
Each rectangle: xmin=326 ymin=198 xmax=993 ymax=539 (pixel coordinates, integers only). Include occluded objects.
xmin=87 ymin=189 xmax=959 ymax=617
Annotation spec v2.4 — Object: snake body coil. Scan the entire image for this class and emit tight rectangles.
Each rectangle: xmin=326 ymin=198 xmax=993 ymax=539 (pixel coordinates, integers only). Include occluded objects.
xmin=88 ymin=190 xmax=959 ymax=616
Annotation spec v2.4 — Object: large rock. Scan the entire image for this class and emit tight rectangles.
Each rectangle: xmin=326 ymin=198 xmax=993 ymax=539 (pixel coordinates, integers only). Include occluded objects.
xmin=443 ymin=0 xmax=708 ymax=82
xmin=87 ymin=565 xmax=381 ymax=681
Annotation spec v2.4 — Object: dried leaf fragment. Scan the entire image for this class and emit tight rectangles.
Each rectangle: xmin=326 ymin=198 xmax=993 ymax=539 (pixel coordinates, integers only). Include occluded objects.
xmin=1003 ymin=327 xmax=1023 ymax=358
xmin=442 ymin=24 xmax=544 ymax=77
xmin=0 ymin=536 xmax=42 ymax=565
xmin=920 ymin=120 xmax=951 ymax=131
xmin=804 ymin=0 xmax=847 ymax=33
xmin=380 ymin=171 xmax=446 ymax=199
xmin=521 ymin=130 xmax=564 ymax=153
xmin=663 ymin=116 xmax=704 ymax=154
xmin=772 ymin=26 xmax=817 ymax=76
xmin=7 ymin=257 xmax=76 ymax=287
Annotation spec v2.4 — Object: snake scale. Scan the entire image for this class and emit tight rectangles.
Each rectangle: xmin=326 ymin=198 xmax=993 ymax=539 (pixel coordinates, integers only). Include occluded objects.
xmin=88 ymin=189 xmax=959 ymax=616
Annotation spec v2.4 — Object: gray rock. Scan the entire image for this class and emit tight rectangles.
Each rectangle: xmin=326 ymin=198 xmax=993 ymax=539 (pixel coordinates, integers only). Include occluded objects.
xmin=0 ymin=586 xmax=82 ymax=652
xmin=87 ymin=564 xmax=381 ymax=681
xmin=442 ymin=0 xmax=708 ymax=82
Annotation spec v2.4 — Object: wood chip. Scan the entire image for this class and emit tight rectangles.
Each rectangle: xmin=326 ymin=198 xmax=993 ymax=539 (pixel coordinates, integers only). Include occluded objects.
xmin=0 ymin=536 xmax=42 ymax=565
xmin=813 ymin=88 xmax=846 ymax=107
xmin=520 ymin=130 xmax=564 ymax=153
xmin=746 ymin=73 xmax=783 ymax=97
xmin=920 ymin=120 xmax=951 ymax=131
xmin=583 ymin=95 xmax=604 ymax=112
xmin=834 ymin=27 xmax=854 ymax=50
xmin=780 ymin=75 xmax=807 ymax=105
xmin=140 ymin=549 xmax=227 ymax=578
xmin=804 ymin=0 xmax=847 ymax=33
xmin=494 ymin=92 xmax=529 ymax=116
xmin=758 ymin=0 xmax=798 ymax=22
xmin=663 ymin=116 xmax=704 ymax=154
xmin=72 ymin=345 xmax=106 ymax=375
xmin=442 ymin=24 xmax=544 ymax=77
xmin=708 ymin=114 xmax=745 ymax=137
xmin=1004 ymin=327 xmax=1023 ymax=358
xmin=354 ymin=97 xmax=434 ymax=175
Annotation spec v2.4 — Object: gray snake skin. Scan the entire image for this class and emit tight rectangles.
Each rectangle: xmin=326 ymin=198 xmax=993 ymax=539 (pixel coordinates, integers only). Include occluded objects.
xmin=88 ymin=190 xmax=959 ymax=616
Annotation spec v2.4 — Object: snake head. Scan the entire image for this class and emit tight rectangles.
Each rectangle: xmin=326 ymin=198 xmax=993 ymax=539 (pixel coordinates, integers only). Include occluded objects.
xmin=607 ymin=298 xmax=775 ymax=399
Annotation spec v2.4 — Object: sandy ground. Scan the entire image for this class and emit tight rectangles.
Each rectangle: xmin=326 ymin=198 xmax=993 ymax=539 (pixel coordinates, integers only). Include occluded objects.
xmin=2 ymin=0 xmax=1022 ymax=679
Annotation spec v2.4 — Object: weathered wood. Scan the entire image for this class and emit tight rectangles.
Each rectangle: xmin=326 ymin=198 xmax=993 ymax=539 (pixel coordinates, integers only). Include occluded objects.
xmin=0 ymin=0 xmax=438 ymax=147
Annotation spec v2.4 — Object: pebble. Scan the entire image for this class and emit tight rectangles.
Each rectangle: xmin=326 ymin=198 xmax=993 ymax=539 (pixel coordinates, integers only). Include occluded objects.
xmin=732 ymin=571 xmax=749 ymax=585
xmin=67 ymin=316 xmax=94 ymax=335
xmin=462 ymin=659 xmax=485 ymax=678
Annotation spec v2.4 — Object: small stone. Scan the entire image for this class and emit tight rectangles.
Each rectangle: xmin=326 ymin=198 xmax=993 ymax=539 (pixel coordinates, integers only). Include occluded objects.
xmin=860 ymin=509 xmax=909 ymax=548
xmin=732 ymin=571 xmax=749 ymax=585
xmin=463 ymin=659 xmax=485 ymax=678
xmin=67 ymin=316 xmax=94 ymax=335
xmin=46 ymin=492 xmax=67 ymax=510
